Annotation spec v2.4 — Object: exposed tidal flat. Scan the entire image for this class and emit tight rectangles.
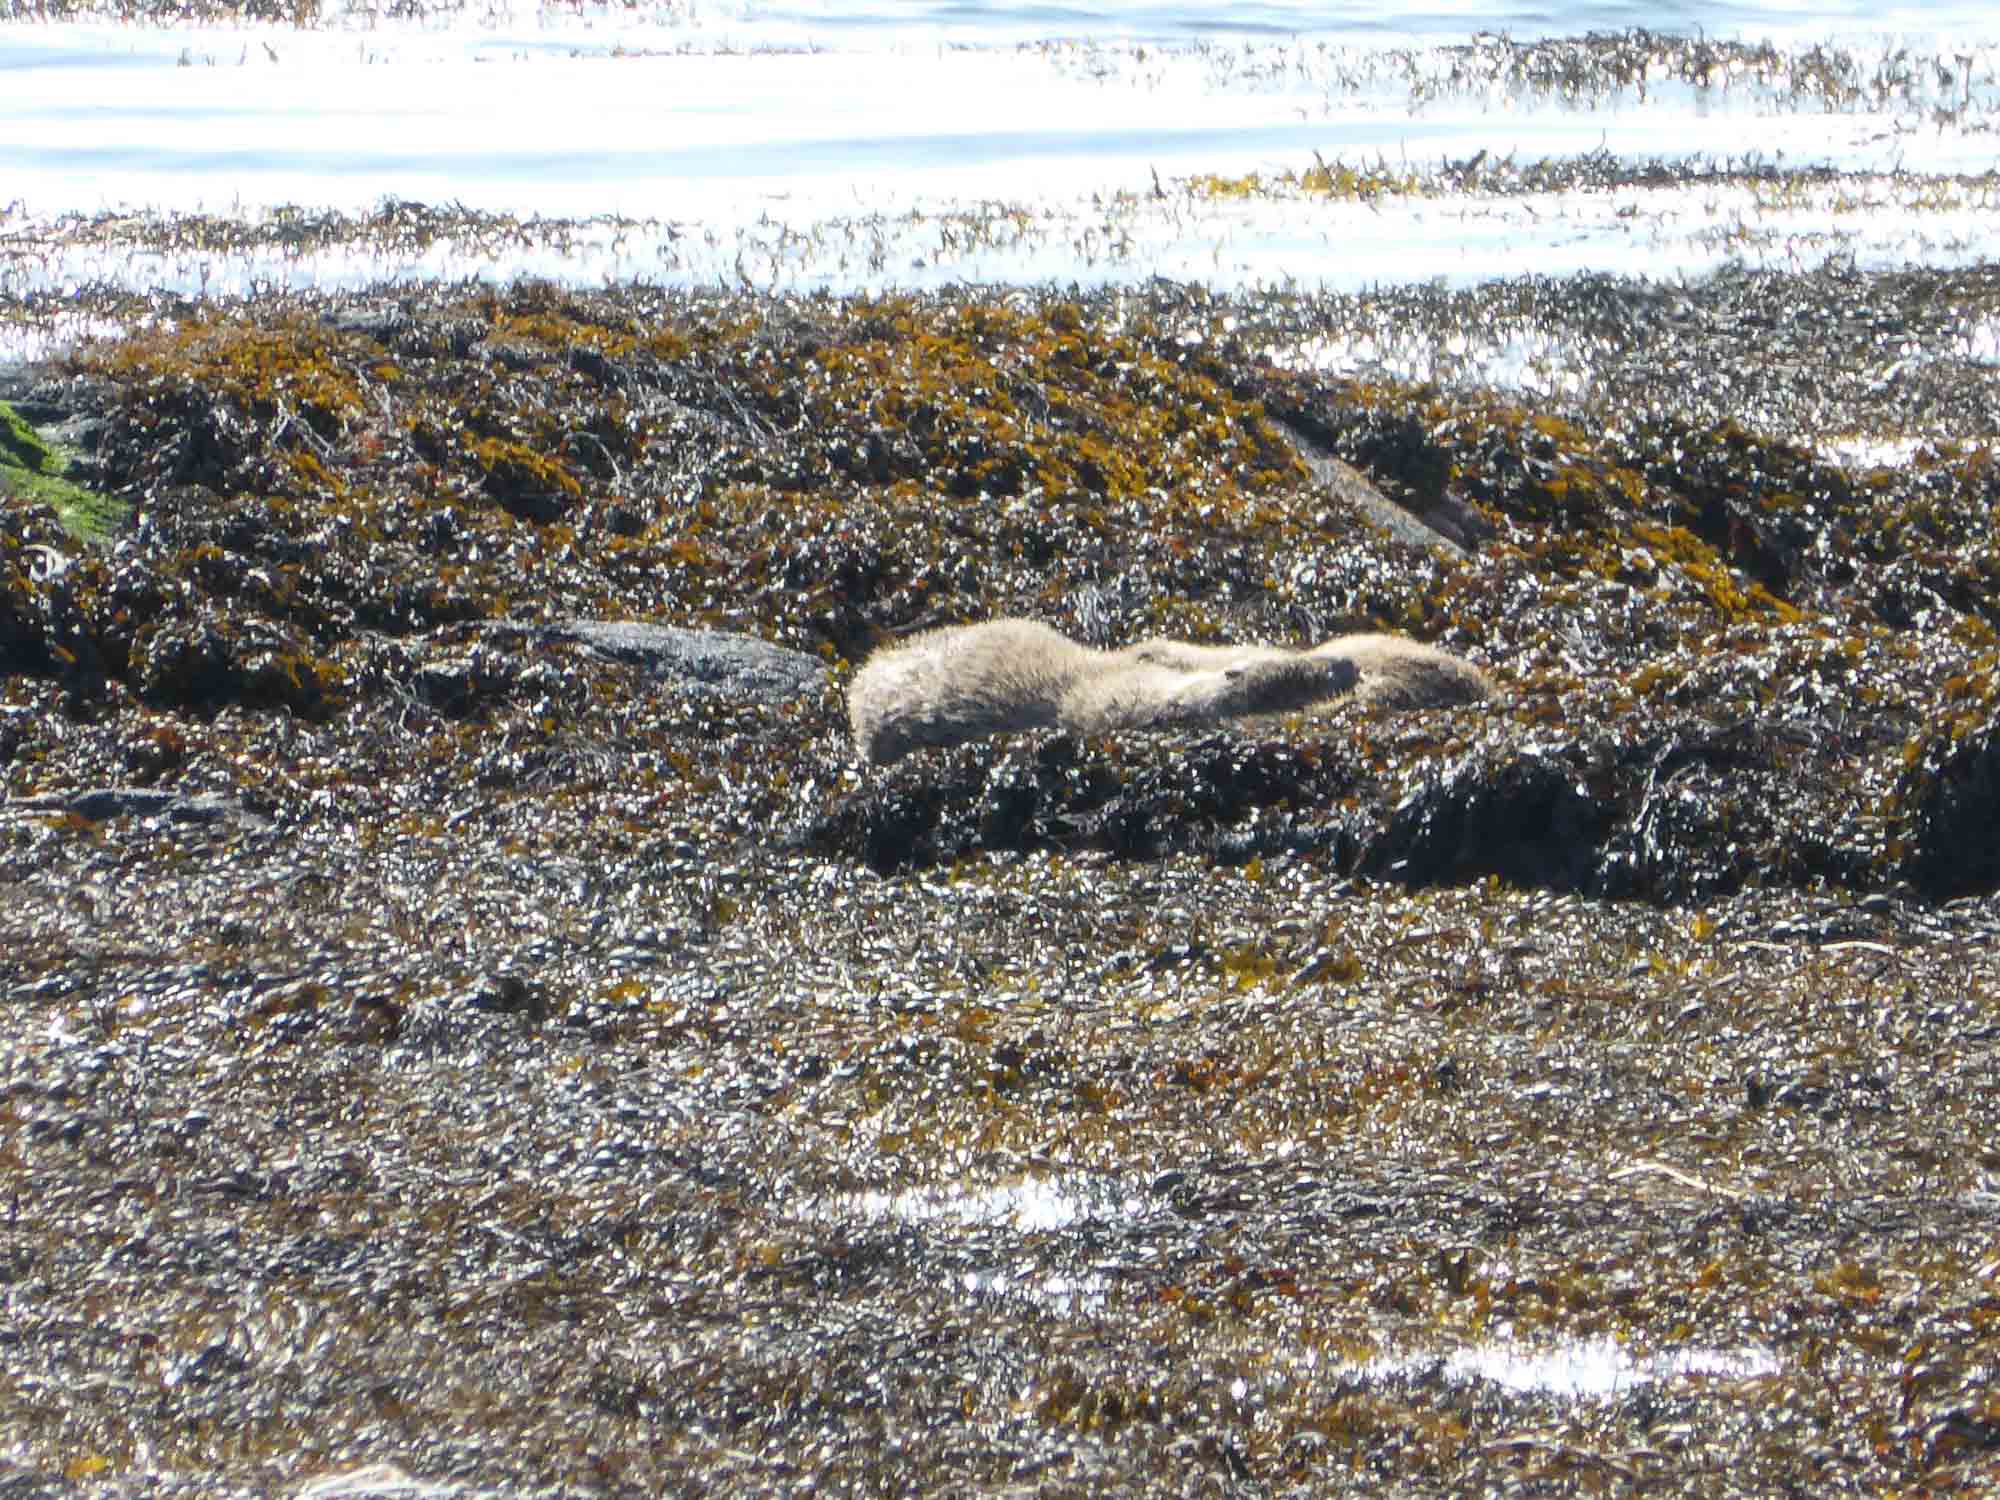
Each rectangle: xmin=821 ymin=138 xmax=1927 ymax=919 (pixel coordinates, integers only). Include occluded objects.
xmin=7 ymin=7 xmax=2000 ymax=1500
xmin=5 ymin=264 xmax=2000 ymax=1497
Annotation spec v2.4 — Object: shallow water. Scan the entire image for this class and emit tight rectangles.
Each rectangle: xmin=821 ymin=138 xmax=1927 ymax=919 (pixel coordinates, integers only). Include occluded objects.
xmin=837 ymin=1173 xmax=1150 ymax=1232
xmin=4 ymin=0 xmax=1997 ymax=317
xmin=832 ymin=1173 xmax=1780 ymax=1389
xmin=1383 ymin=1337 xmax=1780 ymax=1397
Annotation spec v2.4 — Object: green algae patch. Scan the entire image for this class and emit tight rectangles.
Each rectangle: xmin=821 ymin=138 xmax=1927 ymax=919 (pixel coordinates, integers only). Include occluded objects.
xmin=0 ymin=400 xmax=128 ymax=543
xmin=1 ymin=399 xmax=57 ymax=473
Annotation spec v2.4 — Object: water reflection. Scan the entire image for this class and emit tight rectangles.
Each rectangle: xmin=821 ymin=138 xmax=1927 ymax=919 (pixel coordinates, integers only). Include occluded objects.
xmin=827 ymin=1174 xmax=1135 ymax=1314
xmin=1361 ymin=1337 xmax=1779 ymax=1397
xmin=825 ymin=1178 xmax=1783 ymax=1378
xmin=959 ymin=1266 xmax=1112 ymax=1314
xmin=295 ymin=1464 xmax=481 ymax=1499
xmin=836 ymin=1173 xmax=1147 ymax=1232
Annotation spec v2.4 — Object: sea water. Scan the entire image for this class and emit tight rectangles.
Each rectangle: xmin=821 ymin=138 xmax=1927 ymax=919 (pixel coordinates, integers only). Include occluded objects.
xmin=1 ymin=0 xmax=1995 ymax=301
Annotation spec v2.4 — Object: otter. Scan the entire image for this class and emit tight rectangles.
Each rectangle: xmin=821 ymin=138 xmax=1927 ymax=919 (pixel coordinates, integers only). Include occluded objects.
xmin=849 ymin=619 xmax=1489 ymax=765
xmin=1128 ymin=633 xmax=1490 ymax=712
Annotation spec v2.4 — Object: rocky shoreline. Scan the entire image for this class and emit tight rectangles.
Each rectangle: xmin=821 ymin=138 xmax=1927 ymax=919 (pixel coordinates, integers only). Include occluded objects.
xmin=4 ymin=271 xmax=2000 ymax=1496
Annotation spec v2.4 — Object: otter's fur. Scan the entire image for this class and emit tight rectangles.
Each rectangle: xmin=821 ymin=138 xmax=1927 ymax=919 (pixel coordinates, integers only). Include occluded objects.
xmin=849 ymin=620 xmax=1489 ymax=765
xmin=1128 ymin=633 xmax=1490 ymax=712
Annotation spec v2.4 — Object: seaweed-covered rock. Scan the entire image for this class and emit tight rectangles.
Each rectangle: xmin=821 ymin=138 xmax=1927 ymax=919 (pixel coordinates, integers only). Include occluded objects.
xmin=1363 ymin=743 xmax=1612 ymax=891
xmin=1895 ymin=686 xmax=2000 ymax=901
xmin=134 ymin=612 xmax=343 ymax=718
xmin=0 ymin=278 xmax=1988 ymax=912
xmin=811 ymin=730 xmax=1378 ymax=874
xmin=5 ymin=267 xmax=2000 ymax=1500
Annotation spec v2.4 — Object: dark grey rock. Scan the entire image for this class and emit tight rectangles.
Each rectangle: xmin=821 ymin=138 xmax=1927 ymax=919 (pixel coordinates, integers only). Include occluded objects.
xmin=5 ymin=786 xmax=271 ymax=830
xmin=1273 ymin=419 xmax=1489 ymax=559
xmin=0 ymin=362 xmax=76 ymax=427
xmin=543 ymin=620 xmax=829 ymax=706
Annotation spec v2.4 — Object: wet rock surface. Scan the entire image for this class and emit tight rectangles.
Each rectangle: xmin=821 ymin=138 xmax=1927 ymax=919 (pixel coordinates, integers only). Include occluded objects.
xmin=531 ymin=619 xmax=829 ymax=704
xmin=3 ymin=784 xmax=271 ymax=827
xmin=4 ymin=274 xmax=2000 ymax=1497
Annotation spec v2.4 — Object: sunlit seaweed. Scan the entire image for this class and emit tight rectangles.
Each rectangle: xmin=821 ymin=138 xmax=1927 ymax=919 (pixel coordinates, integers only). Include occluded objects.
xmin=4 ymin=272 xmax=2000 ymax=1499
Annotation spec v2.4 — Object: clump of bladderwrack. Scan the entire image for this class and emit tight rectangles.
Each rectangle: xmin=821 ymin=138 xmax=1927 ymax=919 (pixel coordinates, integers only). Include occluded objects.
xmin=0 ymin=277 xmax=1988 ymax=908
